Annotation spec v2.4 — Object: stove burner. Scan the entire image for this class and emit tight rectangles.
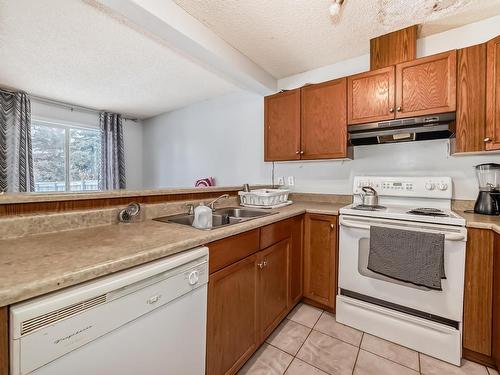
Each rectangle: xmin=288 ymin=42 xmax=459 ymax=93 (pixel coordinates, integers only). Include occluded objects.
xmin=407 ymin=208 xmax=449 ymax=217
xmin=352 ymin=204 xmax=386 ymax=211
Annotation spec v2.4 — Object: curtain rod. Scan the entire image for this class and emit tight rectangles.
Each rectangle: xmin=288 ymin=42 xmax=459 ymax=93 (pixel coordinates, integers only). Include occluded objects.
xmin=0 ymin=87 xmax=139 ymax=122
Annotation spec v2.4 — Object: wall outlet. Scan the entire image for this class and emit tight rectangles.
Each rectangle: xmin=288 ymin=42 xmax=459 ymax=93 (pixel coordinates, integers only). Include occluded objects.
xmin=287 ymin=176 xmax=295 ymax=186
xmin=277 ymin=176 xmax=285 ymax=186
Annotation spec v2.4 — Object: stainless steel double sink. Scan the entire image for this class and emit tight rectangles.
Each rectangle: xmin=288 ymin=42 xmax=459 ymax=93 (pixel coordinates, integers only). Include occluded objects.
xmin=154 ymin=207 xmax=275 ymax=230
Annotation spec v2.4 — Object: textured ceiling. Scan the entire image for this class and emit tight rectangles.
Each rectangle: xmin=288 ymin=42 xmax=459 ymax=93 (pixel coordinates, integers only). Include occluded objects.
xmin=174 ymin=0 xmax=500 ymax=78
xmin=0 ymin=0 xmax=237 ymax=119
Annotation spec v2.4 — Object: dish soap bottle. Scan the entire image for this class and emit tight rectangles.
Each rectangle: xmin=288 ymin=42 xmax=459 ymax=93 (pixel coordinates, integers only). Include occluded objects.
xmin=192 ymin=203 xmax=212 ymax=229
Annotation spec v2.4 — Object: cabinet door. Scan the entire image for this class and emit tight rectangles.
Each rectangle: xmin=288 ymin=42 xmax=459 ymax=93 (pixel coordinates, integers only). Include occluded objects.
xmin=455 ymin=43 xmax=487 ymax=153
xmin=207 ymin=255 xmax=258 ymax=375
xmin=486 ymin=36 xmax=500 ymax=151
xmin=289 ymin=216 xmax=304 ymax=306
xmin=259 ymin=239 xmax=290 ymax=340
xmin=463 ymin=228 xmax=494 ymax=357
xmin=395 ymin=50 xmax=456 ymax=118
xmin=301 ymin=78 xmax=348 ymax=159
xmin=264 ymin=89 xmax=301 ymax=161
xmin=303 ymin=214 xmax=338 ymax=310
xmin=347 ymin=66 xmax=395 ymax=125
xmin=0 ymin=306 xmax=7 ymax=375
xmin=493 ymin=232 xmax=500 ymax=369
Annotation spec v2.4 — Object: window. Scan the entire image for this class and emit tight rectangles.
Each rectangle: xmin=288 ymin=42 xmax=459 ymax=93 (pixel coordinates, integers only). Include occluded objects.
xmin=31 ymin=120 xmax=101 ymax=192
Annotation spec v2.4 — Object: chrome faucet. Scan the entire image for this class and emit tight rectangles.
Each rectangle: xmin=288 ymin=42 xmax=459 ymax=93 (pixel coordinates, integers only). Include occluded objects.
xmin=208 ymin=194 xmax=229 ymax=210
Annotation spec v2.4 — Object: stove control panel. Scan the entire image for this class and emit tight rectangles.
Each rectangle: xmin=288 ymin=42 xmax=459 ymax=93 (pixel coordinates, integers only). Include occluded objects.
xmin=353 ymin=176 xmax=452 ymax=199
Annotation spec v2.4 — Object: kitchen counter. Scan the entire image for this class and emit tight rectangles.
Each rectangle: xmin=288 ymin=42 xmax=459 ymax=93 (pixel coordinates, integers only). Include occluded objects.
xmin=0 ymin=201 xmax=344 ymax=307
xmin=460 ymin=210 xmax=500 ymax=234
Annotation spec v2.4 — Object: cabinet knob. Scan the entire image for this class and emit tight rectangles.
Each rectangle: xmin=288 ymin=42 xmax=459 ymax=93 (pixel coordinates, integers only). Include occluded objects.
xmin=330 ymin=223 xmax=334 ymax=229
xmin=257 ymin=262 xmax=264 ymax=269
xmin=295 ymin=150 xmax=300 ymax=154
xmin=389 ymin=107 xmax=394 ymax=113
xmin=300 ymin=150 xmax=304 ymax=155
xmin=484 ymin=137 xmax=492 ymax=142
xmin=263 ymin=260 xmax=268 ymax=267
xmin=396 ymin=106 xmax=402 ymax=112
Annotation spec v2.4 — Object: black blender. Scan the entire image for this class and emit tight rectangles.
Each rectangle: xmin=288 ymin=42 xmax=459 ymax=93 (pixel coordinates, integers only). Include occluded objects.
xmin=474 ymin=163 xmax=500 ymax=215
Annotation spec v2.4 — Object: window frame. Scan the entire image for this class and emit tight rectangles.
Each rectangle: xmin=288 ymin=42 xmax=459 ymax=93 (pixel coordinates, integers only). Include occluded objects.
xmin=31 ymin=117 xmax=101 ymax=192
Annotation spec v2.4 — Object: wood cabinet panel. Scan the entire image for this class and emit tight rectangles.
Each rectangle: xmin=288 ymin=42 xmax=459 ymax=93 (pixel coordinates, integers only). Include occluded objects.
xmin=0 ymin=306 xmax=7 ymax=375
xmin=289 ymin=216 xmax=304 ymax=306
xmin=486 ymin=36 xmax=500 ymax=151
xmin=301 ymin=78 xmax=348 ymax=159
xmin=463 ymin=228 xmax=494 ymax=356
xmin=396 ymin=50 xmax=456 ymax=118
xmin=455 ymin=43 xmax=487 ymax=153
xmin=370 ymin=25 xmax=417 ymax=70
xmin=208 ymin=229 xmax=260 ymax=274
xmin=264 ymin=89 xmax=301 ymax=161
xmin=258 ymin=239 xmax=290 ymax=340
xmin=260 ymin=218 xmax=293 ymax=250
xmin=207 ymin=255 xmax=258 ymax=375
xmin=303 ymin=214 xmax=338 ymax=310
xmin=347 ymin=66 xmax=395 ymax=125
xmin=493 ymin=232 xmax=500 ymax=369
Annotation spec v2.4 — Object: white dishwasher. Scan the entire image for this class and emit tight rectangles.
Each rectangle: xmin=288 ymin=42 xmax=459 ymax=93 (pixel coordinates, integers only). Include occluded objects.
xmin=10 ymin=247 xmax=209 ymax=375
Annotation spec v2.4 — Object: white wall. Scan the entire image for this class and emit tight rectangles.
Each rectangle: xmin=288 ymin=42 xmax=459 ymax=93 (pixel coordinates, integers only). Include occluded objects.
xmin=31 ymin=101 xmax=143 ymax=189
xmin=142 ymin=15 xmax=500 ymax=200
xmin=142 ymin=91 xmax=271 ymax=188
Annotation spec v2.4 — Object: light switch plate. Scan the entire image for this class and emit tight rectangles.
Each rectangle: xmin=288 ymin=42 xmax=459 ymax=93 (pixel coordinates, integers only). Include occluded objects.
xmin=287 ymin=176 xmax=295 ymax=186
xmin=277 ymin=176 xmax=285 ymax=186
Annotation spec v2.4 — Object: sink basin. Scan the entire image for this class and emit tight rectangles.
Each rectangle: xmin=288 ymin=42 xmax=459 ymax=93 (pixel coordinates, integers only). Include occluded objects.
xmin=154 ymin=207 xmax=274 ymax=230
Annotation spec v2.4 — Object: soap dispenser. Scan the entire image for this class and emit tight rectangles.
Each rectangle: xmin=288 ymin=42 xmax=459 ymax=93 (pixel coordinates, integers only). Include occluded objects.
xmin=192 ymin=203 xmax=212 ymax=229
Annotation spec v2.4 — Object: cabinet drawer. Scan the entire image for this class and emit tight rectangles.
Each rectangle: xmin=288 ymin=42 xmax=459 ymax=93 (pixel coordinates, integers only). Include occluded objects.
xmin=208 ymin=229 xmax=260 ymax=274
xmin=260 ymin=218 xmax=294 ymax=249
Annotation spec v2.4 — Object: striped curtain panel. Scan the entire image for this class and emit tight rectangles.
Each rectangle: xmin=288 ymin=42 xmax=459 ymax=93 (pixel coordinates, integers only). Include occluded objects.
xmin=0 ymin=92 xmax=34 ymax=192
xmin=99 ymin=112 xmax=126 ymax=190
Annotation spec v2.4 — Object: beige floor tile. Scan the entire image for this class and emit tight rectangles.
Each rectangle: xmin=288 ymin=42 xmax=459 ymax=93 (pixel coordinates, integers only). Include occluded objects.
xmin=420 ymin=354 xmax=489 ymax=375
xmin=314 ymin=312 xmax=363 ymax=347
xmin=354 ymin=350 xmax=419 ymax=375
xmin=296 ymin=330 xmax=358 ymax=375
xmin=360 ymin=333 xmax=419 ymax=371
xmin=287 ymin=303 xmax=323 ymax=328
xmin=238 ymin=343 xmax=293 ymax=375
xmin=266 ymin=319 xmax=312 ymax=355
xmin=285 ymin=358 xmax=330 ymax=375
xmin=488 ymin=368 xmax=500 ymax=375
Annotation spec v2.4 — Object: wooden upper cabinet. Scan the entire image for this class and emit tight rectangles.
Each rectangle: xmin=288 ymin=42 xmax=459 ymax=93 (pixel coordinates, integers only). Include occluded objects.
xmin=258 ymin=239 xmax=290 ymax=340
xmin=486 ymin=36 xmax=500 ymax=151
xmin=303 ymin=214 xmax=338 ymax=310
xmin=301 ymin=78 xmax=348 ymax=159
xmin=455 ymin=43 xmax=487 ymax=153
xmin=347 ymin=66 xmax=395 ymax=125
xmin=395 ymin=50 xmax=457 ymax=118
xmin=264 ymin=89 xmax=301 ymax=161
xmin=206 ymin=255 xmax=258 ymax=375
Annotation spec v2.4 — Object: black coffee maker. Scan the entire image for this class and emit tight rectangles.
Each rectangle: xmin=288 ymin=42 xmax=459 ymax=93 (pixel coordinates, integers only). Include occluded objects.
xmin=474 ymin=163 xmax=500 ymax=215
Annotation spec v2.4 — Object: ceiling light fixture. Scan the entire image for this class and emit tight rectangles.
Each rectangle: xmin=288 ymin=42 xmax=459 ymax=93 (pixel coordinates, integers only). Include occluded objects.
xmin=329 ymin=0 xmax=344 ymax=17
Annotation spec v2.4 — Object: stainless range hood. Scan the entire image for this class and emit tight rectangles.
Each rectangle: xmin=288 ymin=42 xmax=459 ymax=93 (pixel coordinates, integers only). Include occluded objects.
xmin=348 ymin=112 xmax=456 ymax=146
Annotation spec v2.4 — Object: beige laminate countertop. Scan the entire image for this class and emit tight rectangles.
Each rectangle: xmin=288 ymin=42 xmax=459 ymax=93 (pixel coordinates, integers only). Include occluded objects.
xmin=0 ymin=202 xmax=344 ymax=307
xmin=460 ymin=211 xmax=500 ymax=234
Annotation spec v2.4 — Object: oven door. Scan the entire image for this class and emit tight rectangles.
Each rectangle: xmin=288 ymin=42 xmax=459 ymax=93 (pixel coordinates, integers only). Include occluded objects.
xmin=338 ymin=214 xmax=467 ymax=321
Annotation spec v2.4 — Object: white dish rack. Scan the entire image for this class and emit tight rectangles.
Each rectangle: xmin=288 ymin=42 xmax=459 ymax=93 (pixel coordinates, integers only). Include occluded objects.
xmin=239 ymin=189 xmax=291 ymax=207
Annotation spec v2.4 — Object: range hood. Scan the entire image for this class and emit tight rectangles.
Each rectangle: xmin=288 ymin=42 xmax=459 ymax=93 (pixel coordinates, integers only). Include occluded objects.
xmin=348 ymin=112 xmax=456 ymax=146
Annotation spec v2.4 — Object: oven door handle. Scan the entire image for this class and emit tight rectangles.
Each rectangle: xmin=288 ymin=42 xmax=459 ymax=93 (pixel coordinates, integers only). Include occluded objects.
xmin=339 ymin=217 xmax=466 ymax=241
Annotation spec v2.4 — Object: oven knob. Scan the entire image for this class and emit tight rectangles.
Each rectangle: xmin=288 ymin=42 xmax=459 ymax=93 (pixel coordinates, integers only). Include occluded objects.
xmin=188 ymin=270 xmax=199 ymax=285
xmin=425 ymin=182 xmax=435 ymax=191
xmin=438 ymin=183 xmax=448 ymax=191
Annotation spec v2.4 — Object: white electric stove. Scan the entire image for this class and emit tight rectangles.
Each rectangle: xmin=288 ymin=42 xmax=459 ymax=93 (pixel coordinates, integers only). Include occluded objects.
xmin=337 ymin=176 xmax=467 ymax=365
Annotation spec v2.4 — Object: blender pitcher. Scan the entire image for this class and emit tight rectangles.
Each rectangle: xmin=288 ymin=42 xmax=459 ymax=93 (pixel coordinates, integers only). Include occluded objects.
xmin=474 ymin=163 xmax=500 ymax=215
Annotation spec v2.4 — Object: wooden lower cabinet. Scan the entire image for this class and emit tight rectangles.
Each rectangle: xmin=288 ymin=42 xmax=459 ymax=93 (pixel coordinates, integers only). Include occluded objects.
xmin=289 ymin=216 xmax=304 ymax=306
xmin=258 ymin=239 xmax=290 ymax=340
xmin=0 ymin=306 xmax=7 ymax=375
xmin=206 ymin=255 xmax=259 ymax=375
xmin=303 ymin=214 xmax=338 ymax=310
xmin=493 ymin=232 xmax=500 ymax=369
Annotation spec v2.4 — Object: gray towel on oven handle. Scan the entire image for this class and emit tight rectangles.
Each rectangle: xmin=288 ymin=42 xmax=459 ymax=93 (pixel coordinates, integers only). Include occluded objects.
xmin=367 ymin=226 xmax=446 ymax=290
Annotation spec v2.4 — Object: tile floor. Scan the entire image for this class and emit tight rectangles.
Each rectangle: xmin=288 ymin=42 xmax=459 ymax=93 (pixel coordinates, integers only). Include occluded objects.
xmin=238 ymin=303 xmax=499 ymax=375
